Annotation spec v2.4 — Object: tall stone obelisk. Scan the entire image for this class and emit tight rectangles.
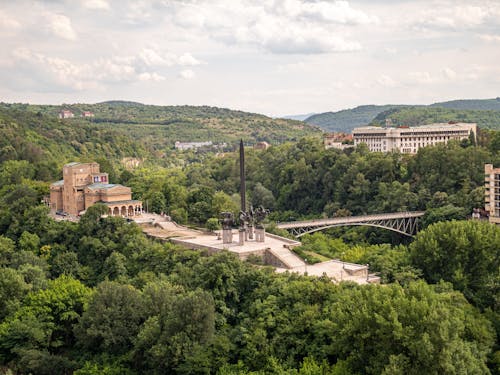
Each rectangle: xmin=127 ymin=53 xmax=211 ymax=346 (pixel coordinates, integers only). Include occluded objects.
xmin=239 ymin=140 xmax=246 ymax=245
xmin=240 ymin=139 xmax=246 ymax=213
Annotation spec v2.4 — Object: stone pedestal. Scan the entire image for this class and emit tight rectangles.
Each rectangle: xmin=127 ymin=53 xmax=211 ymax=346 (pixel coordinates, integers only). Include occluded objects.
xmin=222 ymin=229 xmax=233 ymax=244
xmin=238 ymin=228 xmax=246 ymax=246
xmin=255 ymin=227 xmax=265 ymax=242
xmin=247 ymin=224 xmax=254 ymax=240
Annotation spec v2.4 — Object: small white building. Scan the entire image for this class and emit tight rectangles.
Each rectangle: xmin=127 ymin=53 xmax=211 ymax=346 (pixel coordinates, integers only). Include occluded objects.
xmin=353 ymin=122 xmax=477 ymax=153
xmin=174 ymin=141 xmax=213 ymax=150
xmin=58 ymin=110 xmax=74 ymax=119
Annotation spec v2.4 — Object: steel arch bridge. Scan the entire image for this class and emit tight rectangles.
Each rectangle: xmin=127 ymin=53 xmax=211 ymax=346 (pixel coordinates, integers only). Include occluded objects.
xmin=275 ymin=211 xmax=425 ymax=237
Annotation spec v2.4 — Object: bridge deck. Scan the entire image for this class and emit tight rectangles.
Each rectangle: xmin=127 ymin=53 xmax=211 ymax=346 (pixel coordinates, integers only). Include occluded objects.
xmin=277 ymin=211 xmax=424 ymax=229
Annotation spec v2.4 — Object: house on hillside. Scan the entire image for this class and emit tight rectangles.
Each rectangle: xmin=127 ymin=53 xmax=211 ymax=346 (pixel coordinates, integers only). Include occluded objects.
xmin=254 ymin=141 xmax=270 ymax=150
xmin=58 ymin=110 xmax=74 ymax=119
xmin=324 ymin=132 xmax=354 ymax=150
xmin=82 ymin=111 xmax=94 ymax=118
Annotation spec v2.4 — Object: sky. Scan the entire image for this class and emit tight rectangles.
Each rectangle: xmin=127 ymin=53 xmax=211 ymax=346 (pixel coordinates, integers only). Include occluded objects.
xmin=1 ymin=0 xmax=500 ymax=117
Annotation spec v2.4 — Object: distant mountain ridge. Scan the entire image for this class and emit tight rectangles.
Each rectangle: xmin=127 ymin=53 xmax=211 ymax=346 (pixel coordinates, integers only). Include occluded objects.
xmin=280 ymin=113 xmax=316 ymax=121
xmin=305 ymin=98 xmax=500 ymax=132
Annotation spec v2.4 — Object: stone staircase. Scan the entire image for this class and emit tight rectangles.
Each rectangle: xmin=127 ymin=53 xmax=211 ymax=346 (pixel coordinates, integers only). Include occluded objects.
xmin=265 ymin=247 xmax=305 ymax=269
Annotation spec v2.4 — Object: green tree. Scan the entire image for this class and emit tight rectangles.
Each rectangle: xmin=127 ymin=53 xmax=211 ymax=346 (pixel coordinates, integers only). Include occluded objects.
xmin=410 ymin=220 xmax=500 ymax=309
xmin=0 ymin=268 xmax=31 ymax=320
xmin=206 ymin=218 xmax=221 ymax=232
xmin=76 ymin=281 xmax=144 ymax=355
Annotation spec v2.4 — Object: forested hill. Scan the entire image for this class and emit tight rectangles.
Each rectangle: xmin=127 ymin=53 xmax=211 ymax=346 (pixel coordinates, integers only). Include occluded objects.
xmin=0 ymin=101 xmax=321 ymax=150
xmin=371 ymin=106 xmax=500 ymax=129
xmin=304 ymin=105 xmax=408 ymax=132
xmin=305 ymin=97 xmax=500 ymax=132
xmin=430 ymin=97 xmax=500 ymax=111
xmin=0 ymin=102 xmax=322 ymax=179
xmin=3 ymin=101 xmax=321 ymax=135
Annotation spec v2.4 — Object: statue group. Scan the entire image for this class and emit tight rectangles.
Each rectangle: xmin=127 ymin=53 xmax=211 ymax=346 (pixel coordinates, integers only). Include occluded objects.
xmin=238 ymin=205 xmax=269 ymax=229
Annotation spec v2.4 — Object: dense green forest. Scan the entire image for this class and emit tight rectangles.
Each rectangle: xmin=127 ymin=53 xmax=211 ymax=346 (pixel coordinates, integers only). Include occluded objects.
xmin=0 ymin=105 xmax=499 ymax=373
xmin=306 ymin=97 xmax=500 ymax=131
xmin=304 ymin=105 xmax=407 ymax=131
xmin=430 ymin=97 xmax=500 ymax=111
xmin=372 ymin=106 xmax=500 ymax=129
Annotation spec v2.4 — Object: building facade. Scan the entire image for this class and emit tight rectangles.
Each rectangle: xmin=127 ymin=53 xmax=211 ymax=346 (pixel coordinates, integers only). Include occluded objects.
xmin=352 ymin=122 xmax=477 ymax=153
xmin=253 ymin=141 xmax=270 ymax=150
xmin=50 ymin=162 xmax=142 ymax=217
xmin=58 ymin=110 xmax=74 ymax=119
xmin=485 ymin=164 xmax=500 ymax=225
xmin=174 ymin=141 xmax=213 ymax=150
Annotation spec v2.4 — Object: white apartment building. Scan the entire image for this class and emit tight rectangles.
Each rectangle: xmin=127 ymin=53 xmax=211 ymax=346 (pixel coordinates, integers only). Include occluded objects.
xmin=352 ymin=122 xmax=477 ymax=153
xmin=485 ymin=164 xmax=500 ymax=225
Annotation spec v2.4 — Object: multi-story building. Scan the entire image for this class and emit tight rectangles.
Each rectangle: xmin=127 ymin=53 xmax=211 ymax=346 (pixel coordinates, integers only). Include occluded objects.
xmin=50 ymin=162 xmax=142 ymax=217
xmin=352 ymin=122 xmax=477 ymax=153
xmin=485 ymin=164 xmax=500 ymax=225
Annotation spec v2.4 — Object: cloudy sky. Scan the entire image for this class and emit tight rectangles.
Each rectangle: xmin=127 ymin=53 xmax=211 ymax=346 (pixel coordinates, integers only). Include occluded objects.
xmin=1 ymin=0 xmax=500 ymax=116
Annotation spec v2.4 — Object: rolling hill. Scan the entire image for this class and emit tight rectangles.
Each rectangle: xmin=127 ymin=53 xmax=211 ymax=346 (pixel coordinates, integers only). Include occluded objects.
xmin=0 ymin=102 xmax=322 ymax=173
xmin=304 ymin=105 xmax=409 ymax=132
xmin=305 ymin=98 xmax=500 ymax=132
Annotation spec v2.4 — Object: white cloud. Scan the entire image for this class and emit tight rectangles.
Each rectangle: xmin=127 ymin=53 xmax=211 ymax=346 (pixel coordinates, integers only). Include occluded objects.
xmin=82 ymin=0 xmax=110 ymax=10
xmin=138 ymin=49 xmax=202 ymax=67
xmin=178 ymin=53 xmax=201 ymax=66
xmin=179 ymin=69 xmax=195 ymax=79
xmin=294 ymin=0 xmax=378 ymax=25
xmin=0 ymin=10 xmax=21 ymax=33
xmin=166 ymin=0 xmax=373 ymax=54
xmin=138 ymin=72 xmax=165 ymax=82
xmin=139 ymin=48 xmax=171 ymax=67
xmin=45 ymin=13 xmax=77 ymax=40
xmin=9 ymin=48 xmax=176 ymax=90
xmin=442 ymin=67 xmax=457 ymax=80
xmin=408 ymin=71 xmax=435 ymax=84
xmin=416 ymin=4 xmax=490 ymax=30
xmin=479 ymin=34 xmax=500 ymax=42
xmin=377 ymin=74 xmax=398 ymax=88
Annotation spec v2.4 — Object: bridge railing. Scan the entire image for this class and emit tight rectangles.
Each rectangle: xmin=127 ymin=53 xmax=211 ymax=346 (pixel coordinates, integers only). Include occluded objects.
xmin=276 ymin=211 xmax=425 ymax=229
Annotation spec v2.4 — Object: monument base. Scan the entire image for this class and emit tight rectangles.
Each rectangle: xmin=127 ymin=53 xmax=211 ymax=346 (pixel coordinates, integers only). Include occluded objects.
xmin=247 ymin=225 xmax=254 ymax=240
xmin=222 ymin=228 xmax=233 ymax=244
xmin=239 ymin=228 xmax=246 ymax=246
xmin=255 ymin=227 xmax=265 ymax=242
